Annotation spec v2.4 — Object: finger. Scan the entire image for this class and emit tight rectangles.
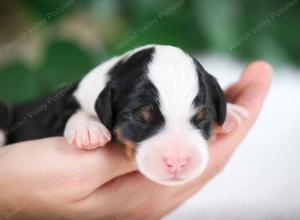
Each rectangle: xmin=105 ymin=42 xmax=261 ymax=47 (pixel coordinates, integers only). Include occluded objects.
xmin=214 ymin=61 xmax=272 ymax=133
xmin=225 ymin=61 xmax=272 ymax=102
xmin=211 ymin=61 xmax=272 ymax=158
xmin=180 ymin=62 xmax=273 ymax=197
xmin=224 ymin=82 xmax=240 ymax=103
xmin=231 ymin=61 xmax=272 ymax=117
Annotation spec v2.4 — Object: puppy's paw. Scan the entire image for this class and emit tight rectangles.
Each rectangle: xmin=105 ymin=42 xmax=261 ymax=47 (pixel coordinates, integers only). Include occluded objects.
xmin=66 ymin=122 xmax=111 ymax=150
xmin=220 ymin=103 xmax=249 ymax=133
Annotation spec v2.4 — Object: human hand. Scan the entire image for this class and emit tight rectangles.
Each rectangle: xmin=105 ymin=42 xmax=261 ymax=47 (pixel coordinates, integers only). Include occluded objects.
xmin=0 ymin=138 xmax=137 ymax=220
xmin=0 ymin=61 xmax=271 ymax=220
xmin=96 ymin=61 xmax=272 ymax=220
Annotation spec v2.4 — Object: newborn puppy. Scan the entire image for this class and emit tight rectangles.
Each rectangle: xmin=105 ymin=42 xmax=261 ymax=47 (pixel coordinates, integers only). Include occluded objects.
xmin=0 ymin=45 xmax=248 ymax=185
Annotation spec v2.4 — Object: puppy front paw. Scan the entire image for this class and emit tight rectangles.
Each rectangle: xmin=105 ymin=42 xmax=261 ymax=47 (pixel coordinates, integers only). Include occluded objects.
xmin=221 ymin=103 xmax=249 ymax=133
xmin=66 ymin=122 xmax=111 ymax=149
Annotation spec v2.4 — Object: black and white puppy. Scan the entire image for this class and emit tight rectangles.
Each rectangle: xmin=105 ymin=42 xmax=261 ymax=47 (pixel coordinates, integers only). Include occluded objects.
xmin=0 ymin=45 xmax=248 ymax=185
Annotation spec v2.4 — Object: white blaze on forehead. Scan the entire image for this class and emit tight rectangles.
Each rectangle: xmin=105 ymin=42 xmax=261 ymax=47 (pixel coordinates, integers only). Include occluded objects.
xmin=135 ymin=45 xmax=209 ymax=185
xmin=148 ymin=45 xmax=199 ymax=124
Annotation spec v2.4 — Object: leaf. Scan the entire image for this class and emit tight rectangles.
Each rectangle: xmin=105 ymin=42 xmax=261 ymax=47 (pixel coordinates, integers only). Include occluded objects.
xmin=38 ymin=40 xmax=94 ymax=94
xmin=0 ymin=62 xmax=39 ymax=103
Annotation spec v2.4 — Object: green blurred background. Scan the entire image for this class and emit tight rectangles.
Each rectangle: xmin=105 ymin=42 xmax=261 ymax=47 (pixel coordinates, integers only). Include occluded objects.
xmin=0 ymin=0 xmax=299 ymax=103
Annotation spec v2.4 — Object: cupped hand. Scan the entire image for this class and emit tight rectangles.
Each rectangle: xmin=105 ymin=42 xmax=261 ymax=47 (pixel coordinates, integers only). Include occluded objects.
xmin=0 ymin=61 xmax=272 ymax=220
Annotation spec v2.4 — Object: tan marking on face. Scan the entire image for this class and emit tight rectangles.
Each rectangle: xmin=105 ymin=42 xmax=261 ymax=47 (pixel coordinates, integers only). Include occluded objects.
xmin=195 ymin=107 xmax=207 ymax=121
xmin=114 ymin=128 xmax=136 ymax=158
xmin=124 ymin=141 xmax=135 ymax=158
xmin=140 ymin=106 xmax=153 ymax=122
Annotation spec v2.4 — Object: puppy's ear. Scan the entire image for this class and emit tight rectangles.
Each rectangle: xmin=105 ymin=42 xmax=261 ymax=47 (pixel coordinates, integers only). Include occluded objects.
xmin=206 ymin=74 xmax=227 ymax=125
xmin=95 ymin=85 xmax=114 ymax=131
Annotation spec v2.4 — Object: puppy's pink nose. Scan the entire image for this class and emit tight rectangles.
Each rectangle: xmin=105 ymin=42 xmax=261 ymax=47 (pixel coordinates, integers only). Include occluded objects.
xmin=164 ymin=156 xmax=189 ymax=174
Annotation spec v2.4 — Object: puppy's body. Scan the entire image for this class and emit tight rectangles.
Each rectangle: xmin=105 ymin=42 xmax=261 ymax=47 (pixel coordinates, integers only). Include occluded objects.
xmin=0 ymin=45 xmax=247 ymax=185
xmin=0 ymin=84 xmax=78 ymax=144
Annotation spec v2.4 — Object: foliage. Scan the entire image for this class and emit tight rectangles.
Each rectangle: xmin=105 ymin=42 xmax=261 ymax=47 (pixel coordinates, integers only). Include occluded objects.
xmin=0 ymin=0 xmax=299 ymax=102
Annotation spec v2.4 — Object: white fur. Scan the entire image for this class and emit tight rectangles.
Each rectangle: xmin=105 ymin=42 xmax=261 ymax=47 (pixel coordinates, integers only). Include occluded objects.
xmin=136 ymin=45 xmax=209 ymax=185
xmin=136 ymin=127 xmax=209 ymax=186
xmin=74 ymin=57 xmax=120 ymax=116
xmin=0 ymin=130 xmax=6 ymax=146
xmin=148 ymin=45 xmax=200 ymax=123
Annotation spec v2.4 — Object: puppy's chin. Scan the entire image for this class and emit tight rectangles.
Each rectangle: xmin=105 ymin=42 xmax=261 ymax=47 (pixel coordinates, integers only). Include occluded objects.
xmin=135 ymin=144 xmax=209 ymax=186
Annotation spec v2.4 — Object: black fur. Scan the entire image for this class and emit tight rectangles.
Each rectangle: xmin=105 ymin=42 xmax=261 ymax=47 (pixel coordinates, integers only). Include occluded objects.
xmin=205 ymin=73 xmax=227 ymax=124
xmin=191 ymin=58 xmax=227 ymax=139
xmin=95 ymin=85 xmax=113 ymax=131
xmin=4 ymin=84 xmax=79 ymax=144
xmin=96 ymin=47 xmax=165 ymax=143
xmin=0 ymin=102 xmax=13 ymax=130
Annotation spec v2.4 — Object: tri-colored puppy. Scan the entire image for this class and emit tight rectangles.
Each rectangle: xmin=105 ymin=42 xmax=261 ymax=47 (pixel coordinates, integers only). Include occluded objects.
xmin=0 ymin=45 xmax=248 ymax=185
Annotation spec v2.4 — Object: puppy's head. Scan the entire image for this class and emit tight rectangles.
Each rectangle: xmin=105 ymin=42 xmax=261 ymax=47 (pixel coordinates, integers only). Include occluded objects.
xmin=96 ymin=45 xmax=226 ymax=185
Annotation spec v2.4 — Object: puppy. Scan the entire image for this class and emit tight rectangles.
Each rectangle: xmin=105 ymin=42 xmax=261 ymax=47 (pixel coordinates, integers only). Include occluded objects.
xmin=0 ymin=45 xmax=248 ymax=185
